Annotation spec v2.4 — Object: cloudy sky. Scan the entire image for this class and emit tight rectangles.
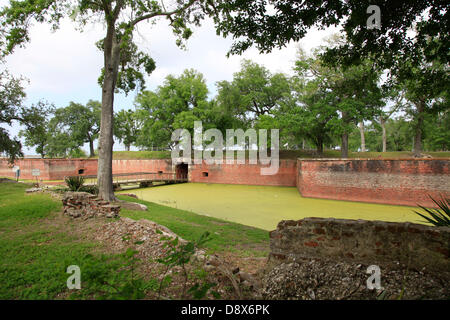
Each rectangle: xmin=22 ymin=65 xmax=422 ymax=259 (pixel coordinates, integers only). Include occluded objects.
xmin=1 ymin=1 xmax=337 ymax=154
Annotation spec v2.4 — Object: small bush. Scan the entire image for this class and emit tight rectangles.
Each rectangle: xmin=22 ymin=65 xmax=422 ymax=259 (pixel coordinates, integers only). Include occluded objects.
xmin=414 ymin=195 xmax=450 ymax=227
xmin=65 ymin=176 xmax=85 ymax=191
xmin=79 ymin=185 xmax=99 ymax=195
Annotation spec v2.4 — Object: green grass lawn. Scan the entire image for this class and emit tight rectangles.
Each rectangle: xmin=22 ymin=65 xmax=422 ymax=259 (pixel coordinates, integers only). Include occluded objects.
xmin=0 ymin=182 xmax=141 ymax=299
xmin=112 ymin=150 xmax=171 ymax=159
xmin=0 ymin=181 xmax=270 ymax=299
xmin=120 ymin=183 xmax=425 ymax=231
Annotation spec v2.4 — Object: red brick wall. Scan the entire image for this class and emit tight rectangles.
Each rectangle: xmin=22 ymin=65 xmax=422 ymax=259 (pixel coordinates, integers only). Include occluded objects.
xmin=297 ymin=159 xmax=450 ymax=207
xmin=3 ymin=157 xmax=448 ymax=207
xmin=0 ymin=158 xmax=98 ymax=180
xmin=190 ymin=160 xmax=297 ymax=187
xmin=0 ymin=158 xmax=50 ymax=180
xmin=0 ymin=158 xmax=174 ymax=180
xmin=112 ymin=159 xmax=173 ymax=174
xmin=47 ymin=159 xmax=98 ymax=180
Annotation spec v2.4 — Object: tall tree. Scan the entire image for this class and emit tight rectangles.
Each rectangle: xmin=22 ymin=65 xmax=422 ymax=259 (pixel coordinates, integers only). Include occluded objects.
xmin=216 ymin=60 xmax=290 ymax=124
xmin=135 ymin=69 xmax=209 ymax=150
xmin=376 ymin=88 xmax=404 ymax=152
xmin=47 ymin=101 xmax=101 ymax=157
xmin=0 ymin=70 xmax=25 ymax=161
xmin=0 ymin=0 xmax=244 ymax=200
xmin=277 ymin=52 xmax=336 ymax=154
xmin=0 ymin=69 xmax=47 ymax=161
xmin=114 ymin=109 xmax=138 ymax=151
xmin=285 ymin=43 xmax=384 ymax=157
xmin=18 ymin=101 xmax=54 ymax=157
xmin=327 ymin=59 xmax=384 ymax=157
xmin=397 ymin=53 xmax=448 ymax=157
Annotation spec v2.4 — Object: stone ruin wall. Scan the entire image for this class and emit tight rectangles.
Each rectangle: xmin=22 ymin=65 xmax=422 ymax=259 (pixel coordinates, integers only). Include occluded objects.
xmin=269 ymin=218 xmax=450 ymax=274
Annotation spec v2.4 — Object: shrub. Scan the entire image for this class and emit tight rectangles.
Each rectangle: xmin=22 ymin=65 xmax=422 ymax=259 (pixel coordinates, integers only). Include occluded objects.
xmin=65 ymin=176 xmax=85 ymax=191
xmin=414 ymin=195 xmax=450 ymax=227
xmin=79 ymin=184 xmax=99 ymax=195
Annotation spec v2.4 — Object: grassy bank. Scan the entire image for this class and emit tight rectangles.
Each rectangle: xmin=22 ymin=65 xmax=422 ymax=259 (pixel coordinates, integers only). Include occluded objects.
xmin=0 ymin=181 xmax=269 ymax=299
xmin=117 ymin=195 xmax=269 ymax=257
xmin=0 ymin=182 xmax=139 ymax=299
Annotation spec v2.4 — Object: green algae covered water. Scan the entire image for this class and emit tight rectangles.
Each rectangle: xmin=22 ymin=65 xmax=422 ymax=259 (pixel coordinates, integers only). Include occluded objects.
xmin=119 ymin=183 xmax=423 ymax=231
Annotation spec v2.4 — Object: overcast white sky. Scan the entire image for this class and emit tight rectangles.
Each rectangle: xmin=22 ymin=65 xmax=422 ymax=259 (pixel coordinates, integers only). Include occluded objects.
xmin=1 ymin=1 xmax=337 ymax=154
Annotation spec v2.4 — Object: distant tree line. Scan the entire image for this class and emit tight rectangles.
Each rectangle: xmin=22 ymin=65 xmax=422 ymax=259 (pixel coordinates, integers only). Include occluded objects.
xmin=8 ymin=36 xmax=450 ymax=159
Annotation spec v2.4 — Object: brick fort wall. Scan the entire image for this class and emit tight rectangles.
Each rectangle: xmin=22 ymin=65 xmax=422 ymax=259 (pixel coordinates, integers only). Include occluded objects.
xmin=189 ymin=160 xmax=297 ymax=187
xmin=296 ymin=158 xmax=450 ymax=207
xmin=1 ymin=157 xmax=449 ymax=207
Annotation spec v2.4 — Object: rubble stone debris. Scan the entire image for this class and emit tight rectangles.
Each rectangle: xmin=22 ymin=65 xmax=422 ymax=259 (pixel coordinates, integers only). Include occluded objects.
xmin=62 ymin=191 xmax=120 ymax=218
xmin=262 ymin=259 xmax=450 ymax=300
xmin=93 ymin=217 xmax=182 ymax=260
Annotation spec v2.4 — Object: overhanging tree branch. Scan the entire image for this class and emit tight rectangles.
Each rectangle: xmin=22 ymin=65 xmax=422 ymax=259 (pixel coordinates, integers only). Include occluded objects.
xmin=129 ymin=0 xmax=198 ymax=27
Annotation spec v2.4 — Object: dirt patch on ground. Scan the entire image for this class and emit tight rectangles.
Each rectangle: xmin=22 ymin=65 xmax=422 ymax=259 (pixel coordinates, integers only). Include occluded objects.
xmin=216 ymin=251 xmax=268 ymax=277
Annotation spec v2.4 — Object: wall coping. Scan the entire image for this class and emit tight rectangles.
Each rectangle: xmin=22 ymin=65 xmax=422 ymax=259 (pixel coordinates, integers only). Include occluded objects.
xmin=0 ymin=157 xmax=98 ymax=161
xmin=297 ymin=158 xmax=450 ymax=161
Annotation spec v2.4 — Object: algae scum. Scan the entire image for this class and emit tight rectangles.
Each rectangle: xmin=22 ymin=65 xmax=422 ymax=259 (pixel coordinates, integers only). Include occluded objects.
xmin=120 ymin=183 xmax=421 ymax=231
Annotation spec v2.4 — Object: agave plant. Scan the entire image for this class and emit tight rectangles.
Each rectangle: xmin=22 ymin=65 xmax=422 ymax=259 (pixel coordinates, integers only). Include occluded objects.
xmin=65 ymin=176 xmax=85 ymax=192
xmin=414 ymin=195 xmax=450 ymax=227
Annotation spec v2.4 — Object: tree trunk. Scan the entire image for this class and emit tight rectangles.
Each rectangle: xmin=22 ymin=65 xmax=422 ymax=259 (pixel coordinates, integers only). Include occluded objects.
xmin=315 ymin=137 xmax=323 ymax=155
xmin=341 ymin=111 xmax=349 ymax=158
xmin=358 ymin=122 xmax=366 ymax=152
xmin=89 ymin=138 xmax=95 ymax=158
xmin=317 ymin=143 xmax=323 ymax=155
xmin=341 ymin=133 xmax=349 ymax=158
xmin=413 ymin=100 xmax=425 ymax=157
xmin=97 ymin=25 xmax=120 ymax=201
xmin=125 ymin=144 xmax=130 ymax=152
xmin=380 ymin=117 xmax=387 ymax=152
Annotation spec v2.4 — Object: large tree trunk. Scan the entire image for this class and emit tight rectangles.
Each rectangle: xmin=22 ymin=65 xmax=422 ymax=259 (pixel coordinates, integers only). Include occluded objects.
xmin=125 ymin=144 xmax=130 ymax=152
xmin=97 ymin=25 xmax=120 ymax=201
xmin=315 ymin=136 xmax=323 ymax=155
xmin=413 ymin=100 xmax=425 ymax=157
xmin=89 ymin=138 xmax=95 ymax=158
xmin=380 ymin=117 xmax=387 ymax=152
xmin=358 ymin=122 xmax=366 ymax=152
xmin=341 ymin=133 xmax=349 ymax=158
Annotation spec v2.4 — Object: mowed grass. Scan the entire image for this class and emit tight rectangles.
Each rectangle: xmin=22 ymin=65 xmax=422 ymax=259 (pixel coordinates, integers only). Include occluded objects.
xmin=120 ymin=183 xmax=425 ymax=231
xmin=113 ymin=151 xmax=171 ymax=159
xmin=0 ymin=182 xmax=270 ymax=299
xmin=117 ymin=195 xmax=269 ymax=256
xmin=0 ymin=182 xmax=145 ymax=299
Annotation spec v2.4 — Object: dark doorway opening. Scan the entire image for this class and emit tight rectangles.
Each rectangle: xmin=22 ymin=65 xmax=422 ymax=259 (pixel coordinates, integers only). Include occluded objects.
xmin=176 ymin=163 xmax=188 ymax=180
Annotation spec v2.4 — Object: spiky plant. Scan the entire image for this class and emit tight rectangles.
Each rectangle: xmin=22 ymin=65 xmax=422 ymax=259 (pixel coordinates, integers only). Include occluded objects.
xmin=414 ymin=195 xmax=450 ymax=227
xmin=64 ymin=176 xmax=85 ymax=192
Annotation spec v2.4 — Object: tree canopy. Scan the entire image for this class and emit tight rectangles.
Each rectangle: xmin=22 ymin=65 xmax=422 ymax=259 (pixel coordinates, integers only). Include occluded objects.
xmin=0 ymin=70 xmax=48 ymax=161
xmin=215 ymin=0 xmax=449 ymax=71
